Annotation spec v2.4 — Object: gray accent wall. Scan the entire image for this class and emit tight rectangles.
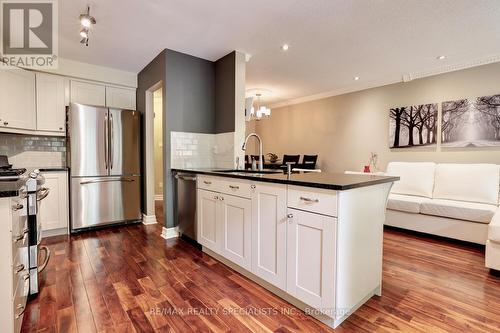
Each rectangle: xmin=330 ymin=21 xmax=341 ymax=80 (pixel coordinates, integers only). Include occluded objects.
xmin=215 ymin=52 xmax=236 ymax=133
xmin=137 ymin=50 xmax=166 ymax=216
xmin=138 ymin=48 xmax=221 ymax=228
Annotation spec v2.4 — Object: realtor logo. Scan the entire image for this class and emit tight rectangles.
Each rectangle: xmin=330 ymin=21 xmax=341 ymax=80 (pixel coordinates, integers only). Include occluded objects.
xmin=0 ymin=0 xmax=58 ymax=68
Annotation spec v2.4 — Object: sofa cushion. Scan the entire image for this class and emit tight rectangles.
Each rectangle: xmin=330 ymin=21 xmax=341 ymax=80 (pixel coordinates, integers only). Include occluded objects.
xmin=421 ymin=199 xmax=497 ymax=224
xmin=386 ymin=162 xmax=436 ymax=198
xmin=433 ymin=164 xmax=500 ymax=205
xmin=489 ymin=211 xmax=500 ymax=242
xmin=387 ymin=194 xmax=429 ymax=214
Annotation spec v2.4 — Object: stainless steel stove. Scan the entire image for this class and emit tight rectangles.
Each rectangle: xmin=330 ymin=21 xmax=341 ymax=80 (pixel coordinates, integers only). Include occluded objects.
xmin=0 ymin=156 xmax=50 ymax=297
xmin=25 ymin=170 xmax=50 ymax=297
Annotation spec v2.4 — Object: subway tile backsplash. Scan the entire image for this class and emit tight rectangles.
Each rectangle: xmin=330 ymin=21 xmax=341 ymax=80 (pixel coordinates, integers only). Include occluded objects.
xmin=0 ymin=133 xmax=66 ymax=168
xmin=171 ymin=131 xmax=235 ymax=169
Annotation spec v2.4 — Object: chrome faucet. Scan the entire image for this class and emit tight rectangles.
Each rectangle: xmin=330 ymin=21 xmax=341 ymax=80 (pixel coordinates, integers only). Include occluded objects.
xmin=242 ymin=133 xmax=263 ymax=171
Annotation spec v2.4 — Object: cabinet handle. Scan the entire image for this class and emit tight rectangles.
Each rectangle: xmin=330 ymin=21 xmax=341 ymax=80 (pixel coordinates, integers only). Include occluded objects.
xmin=204 ymin=181 xmax=212 ymax=185
xmin=15 ymin=304 xmax=26 ymax=319
xmin=15 ymin=264 xmax=25 ymax=273
xmin=219 ymin=196 xmax=224 ymax=201
xmin=287 ymin=213 xmax=294 ymax=218
xmin=213 ymin=195 xmax=219 ymax=200
xmin=23 ymin=273 xmax=30 ymax=281
xmin=229 ymin=185 xmax=239 ymax=190
xmin=15 ymin=228 xmax=28 ymax=242
xmin=12 ymin=203 xmax=24 ymax=211
xmin=3 ymin=121 xmax=8 ymax=126
xmin=59 ymin=127 xmax=63 ymax=131
xmin=299 ymin=196 xmax=319 ymax=203
xmin=250 ymin=184 xmax=256 ymax=189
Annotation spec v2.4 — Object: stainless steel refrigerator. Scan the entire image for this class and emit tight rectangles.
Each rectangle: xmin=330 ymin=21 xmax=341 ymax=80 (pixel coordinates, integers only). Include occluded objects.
xmin=68 ymin=103 xmax=142 ymax=232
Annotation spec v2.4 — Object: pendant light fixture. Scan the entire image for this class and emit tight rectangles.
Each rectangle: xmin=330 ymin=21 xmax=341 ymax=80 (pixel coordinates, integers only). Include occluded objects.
xmin=79 ymin=6 xmax=96 ymax=46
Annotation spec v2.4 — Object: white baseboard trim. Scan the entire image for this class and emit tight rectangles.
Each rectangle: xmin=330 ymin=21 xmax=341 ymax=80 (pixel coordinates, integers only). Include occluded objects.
xmin=142 ymin=214 xmax=157 ymax=225
xmin=161 ymin=226 xmax=179 ymax=239
xmin=154 ymin=195 xmax=164 ymax=201
xmin=42 ymin=227 xmax=69 ymax=238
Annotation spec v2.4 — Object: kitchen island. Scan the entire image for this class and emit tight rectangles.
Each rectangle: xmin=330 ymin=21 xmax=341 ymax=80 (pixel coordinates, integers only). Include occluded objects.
xmin=172 ymin=168 xmax=399 ymax=328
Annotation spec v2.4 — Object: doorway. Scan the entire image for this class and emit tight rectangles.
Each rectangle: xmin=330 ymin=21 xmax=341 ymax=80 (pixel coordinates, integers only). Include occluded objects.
xmin=143 ymin=81 xmax=163 ymax=225
xmin=153 ymin=88 xmax=164 ymax=222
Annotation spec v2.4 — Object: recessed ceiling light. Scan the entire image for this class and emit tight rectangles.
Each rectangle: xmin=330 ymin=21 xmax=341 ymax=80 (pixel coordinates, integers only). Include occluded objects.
xmin=437 ymin=55 xmax=446 ymax=60
xmin=354 ymin=76 xmax=360 ymax=81
xmin=281 ymin=44 xmax=289 ymax=51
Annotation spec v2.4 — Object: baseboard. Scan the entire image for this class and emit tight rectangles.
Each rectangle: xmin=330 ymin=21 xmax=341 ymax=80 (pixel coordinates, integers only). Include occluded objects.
xmin=42 ymin=227 xmax=68 ymax=238
xmin=154 ymin=195 xmax=164 ymax=201
xmin=161 ymin=226 xmax=179 ymax=239
xmin=142 ymin=214 xmax=157 ymax=225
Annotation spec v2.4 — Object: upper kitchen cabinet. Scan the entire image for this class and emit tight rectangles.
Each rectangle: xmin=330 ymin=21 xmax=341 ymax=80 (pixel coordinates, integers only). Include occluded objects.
xmin=36 ymin=73 xmax=66 ymax=135
xmin=0 ymin=68 xmax=36 ymax=132
xmin=106 ymin=86 xmax=136 ymax=110
xmin=70 ymin=80 xmax=106 ymax=106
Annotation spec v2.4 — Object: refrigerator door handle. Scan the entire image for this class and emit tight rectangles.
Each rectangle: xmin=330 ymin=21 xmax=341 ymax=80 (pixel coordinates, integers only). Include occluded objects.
xmin=80 ymin=177 xmax=135 ymax=185
xmin=110 ymin=113 xmax=114 ymax=170
xmin=104 ymin=114 xmax=108 ymax=170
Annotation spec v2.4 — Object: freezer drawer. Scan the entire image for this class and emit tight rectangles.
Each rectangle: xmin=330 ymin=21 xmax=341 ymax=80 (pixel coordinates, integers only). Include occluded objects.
xmin=71 ymin=176 xmax=141 ymax=230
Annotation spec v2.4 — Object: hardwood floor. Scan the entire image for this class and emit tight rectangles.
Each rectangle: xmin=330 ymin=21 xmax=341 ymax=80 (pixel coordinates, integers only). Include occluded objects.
xmin=21 ymin=225 xmax=500 ymax=333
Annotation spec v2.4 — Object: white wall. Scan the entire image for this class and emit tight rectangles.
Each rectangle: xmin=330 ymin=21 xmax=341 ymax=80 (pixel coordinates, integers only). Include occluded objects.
xmin=254 ymin=62 xmax=500 ymax=172
xmin=42 ymin=58 xmax=137 ymax=88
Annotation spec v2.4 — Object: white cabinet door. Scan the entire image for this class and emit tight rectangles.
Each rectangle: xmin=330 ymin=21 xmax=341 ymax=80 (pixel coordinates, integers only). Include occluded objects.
xmin=251 ymin=182 xmax=287 ymax=289
xmin=36 ymin=73 xmax=66 ymax=134
xmin=220 ymin=194 xmax=252 ymax=270
xmin=70 ymin=80 xmax=106 ymax=106
xmin=0 ymin=68 xmax=36 ymax=131
xmin=39 ymin=172 xmax=69 ymax=233
xmin=197 ymin=189 xmax=221 ymax=253
xmin=106 ymin=86 xmax=136 ymax=110
xmin=287 ymin=208 xmax=336 ymax=311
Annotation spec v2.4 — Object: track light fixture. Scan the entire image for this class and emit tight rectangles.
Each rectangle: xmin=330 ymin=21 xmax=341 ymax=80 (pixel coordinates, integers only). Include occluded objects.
xmin=79 ymin=6 xmax=96 ymax=46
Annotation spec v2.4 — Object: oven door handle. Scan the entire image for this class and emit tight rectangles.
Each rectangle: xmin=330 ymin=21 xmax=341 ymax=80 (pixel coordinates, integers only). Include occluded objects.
xmin=38 ymin=246 xmax=50 ymax=273
xmin=36 ymin=187 xmax=50 ymax=201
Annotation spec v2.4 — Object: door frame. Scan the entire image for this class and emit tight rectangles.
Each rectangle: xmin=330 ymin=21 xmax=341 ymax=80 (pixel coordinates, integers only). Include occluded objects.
xmin=142 ymin=80 xmax=163 ymax=225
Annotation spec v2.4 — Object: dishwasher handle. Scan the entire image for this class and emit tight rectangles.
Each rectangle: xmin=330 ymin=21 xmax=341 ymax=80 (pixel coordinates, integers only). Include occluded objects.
xmin=175 ymin=174 xmax=197 ymax=181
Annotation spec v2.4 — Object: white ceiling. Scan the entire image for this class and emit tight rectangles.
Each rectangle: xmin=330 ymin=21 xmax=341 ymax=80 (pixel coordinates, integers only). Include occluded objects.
xmin=59 ymin=0 xmax=500 ymax=105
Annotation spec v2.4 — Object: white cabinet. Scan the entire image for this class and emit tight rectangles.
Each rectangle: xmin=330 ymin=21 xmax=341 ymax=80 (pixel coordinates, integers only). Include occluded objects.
xmin=0 ymin=68 xmax=36 ymax=131
xmin=36 ymin=73 xmax=66 ymax=134
xmin=106 ymin=86 xmax=136 ymax=110
xmin=197 ymin=189 xmax=220 ymax=252
xmin=220 ymin=194 xmax=251 ymax=270
xmin=70 ymin=80 xmax=106 ymax=106
xmin=251 ymin=182 xmax=287 ymax=289
xmin=286 ymin=208 xmax=336 ymax=311
xmin=39 ymin=171 xmax=69 ymax=235
xmin=197 ymin=187 xmax=252 ymax=269
xmin=0 ymin=196 xmax=29 ymax=333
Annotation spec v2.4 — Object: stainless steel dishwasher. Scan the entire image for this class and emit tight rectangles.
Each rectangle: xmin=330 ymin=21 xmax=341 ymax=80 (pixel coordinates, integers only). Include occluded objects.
xmin=173 ymin=172 xmax=198 ymax=243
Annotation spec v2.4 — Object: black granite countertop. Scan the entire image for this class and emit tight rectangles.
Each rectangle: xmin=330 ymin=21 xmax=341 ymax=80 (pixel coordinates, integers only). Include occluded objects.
xmin=0 ymin=178 xmax=25 ymax=198
xmin=171 ymin=168 xmax=399 ymax=190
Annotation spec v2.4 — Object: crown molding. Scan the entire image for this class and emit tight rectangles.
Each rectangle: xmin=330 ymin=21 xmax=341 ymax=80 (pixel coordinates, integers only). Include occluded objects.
xmin=269 ymin=54 xmax=500 ymax=109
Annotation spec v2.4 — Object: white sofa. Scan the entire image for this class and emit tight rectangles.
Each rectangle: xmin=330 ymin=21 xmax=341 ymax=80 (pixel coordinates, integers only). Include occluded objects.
xmin=384 ymin=162 xmax=500 ymax=270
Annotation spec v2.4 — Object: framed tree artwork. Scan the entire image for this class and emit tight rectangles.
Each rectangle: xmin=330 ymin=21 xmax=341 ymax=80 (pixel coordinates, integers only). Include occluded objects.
xmin=389 ymin=103 xmax=438 ymax=148
xmin=442 ymin=95 xmax=500 ymax=147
